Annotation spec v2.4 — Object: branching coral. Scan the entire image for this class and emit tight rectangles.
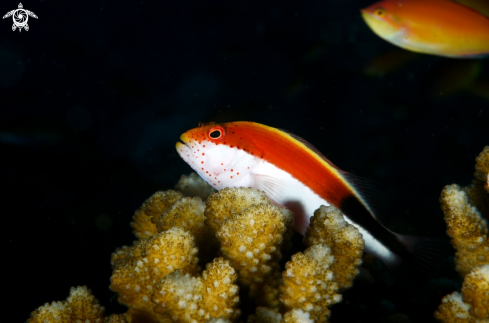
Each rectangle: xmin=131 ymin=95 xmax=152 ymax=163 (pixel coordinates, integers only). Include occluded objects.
xmin=434 ymin=265 xmax=489 ymax=322
xmin=110 ymin=227 xmax=199 ymax=322
xmin=131 ymin=190 xmax=183 ymax=239
xmin=465 ymin=146 xmax=489 ymax=219
xmin=304 ymin=205 xmax=365 ymax=291
xmin=474 ymin=146 xmax=489 ymax=194
xmin=216 ymin=197 xmax=291 ymax=298
xmin=152 ymin=257 xmax=240 ymax=322
xmin=280 ymin=244 xmax=340 ymax=322
xmin=27 ymin=173 xmax=365 ymax=323
xmin=175 ymin=172 xmax=217 ymax=200
xmin=440 ymin=184 xmax=489 ymax=277
xmin=27 ymin=286 xmax=127 ymax=323
xmin=435 ymin=146 xmax=489 ymax=322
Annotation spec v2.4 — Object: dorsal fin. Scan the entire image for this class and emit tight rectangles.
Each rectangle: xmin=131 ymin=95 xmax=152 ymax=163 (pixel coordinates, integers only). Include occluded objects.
xmin=278 ymin=128 xmax=392 ymax=227
xmin=278 ymin=128 xmax=343 ymax=171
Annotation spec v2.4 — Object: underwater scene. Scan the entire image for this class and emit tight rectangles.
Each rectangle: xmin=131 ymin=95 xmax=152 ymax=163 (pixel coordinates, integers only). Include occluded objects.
xmin=2 ymin=0 xmax=488 ymax=322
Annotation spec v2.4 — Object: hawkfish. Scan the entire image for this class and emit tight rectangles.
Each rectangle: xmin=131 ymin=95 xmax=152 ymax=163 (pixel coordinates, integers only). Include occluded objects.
xmin=176 ymin=121 xmax=439 ymax=270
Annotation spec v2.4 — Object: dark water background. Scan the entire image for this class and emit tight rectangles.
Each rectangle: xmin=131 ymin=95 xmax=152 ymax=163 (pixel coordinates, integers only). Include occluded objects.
xmin=2 ymin=0 xmax=488 ymax=321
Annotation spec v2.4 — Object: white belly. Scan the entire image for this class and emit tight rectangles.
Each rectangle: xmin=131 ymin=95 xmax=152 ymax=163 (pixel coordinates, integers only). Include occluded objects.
xmin=251 ymin=159 xmax=397 ymax=264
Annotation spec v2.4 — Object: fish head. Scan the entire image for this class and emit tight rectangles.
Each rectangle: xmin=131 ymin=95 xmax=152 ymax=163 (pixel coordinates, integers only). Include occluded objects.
xmin=361 ymin=1 xmax=405 ymax=41
xmin=176 ymin=122 xmax=258 ymax=189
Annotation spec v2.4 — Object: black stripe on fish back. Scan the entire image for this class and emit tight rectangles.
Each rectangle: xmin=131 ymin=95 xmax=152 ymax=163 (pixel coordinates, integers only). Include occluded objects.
xmin=339 ymin=194 xmax=410 ymax=259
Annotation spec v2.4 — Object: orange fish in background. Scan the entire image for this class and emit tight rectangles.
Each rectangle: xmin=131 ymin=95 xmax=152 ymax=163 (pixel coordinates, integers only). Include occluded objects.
xmin=361 ymin=0 xmax=489 ymax=58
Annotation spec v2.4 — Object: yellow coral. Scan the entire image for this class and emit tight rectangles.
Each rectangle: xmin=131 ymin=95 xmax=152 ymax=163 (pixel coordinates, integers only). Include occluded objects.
xmin=304 ymin=205 xmax=365 ymax=290
xmin=27 ymin=286 xmax=119 ymax=323
xmin=175 ymin=172 xmax=217 ymax=200
xmin=465 ymin=146 xmax=489 ymax=218
xmin=461 ymin=265 xmax=489 ymax=319
xmin=131 ymin=190 xmax=183 ymax=239
xmin=282 ymin=309 xmax=314 ymax=323
xmin=247 ymin=307 xmax=282 ymax=323
xmin=154 ymin=197 xmax=206 ymax=236
xmin=153 ymin=196 xmax=217 ymax=265
xmin=434 ymin=292 xmax=472 ymax=323
xmin=280 ymin=244 xmax=341 ymax=322
xmin=27 ymin=173 xmax=367 ymax=323
xmin=216 ymin=203 xmax=286 ymax=286
xmin=204 ymin=187 xmax=270 ymax=236
xmin=435 ymin=265 xmax=489 ymax=322
xmin=474 ymin=146 xmax=489 ymax=193
xmin=152 ymin=258 xmax=240 ymax=323
xmin=212 ymin=187 xmax=293 ymax=307
xmin=110 ymin=227 xmax=199 ymax=321
xmin=440 ymin=184 xmax=489 ymax=277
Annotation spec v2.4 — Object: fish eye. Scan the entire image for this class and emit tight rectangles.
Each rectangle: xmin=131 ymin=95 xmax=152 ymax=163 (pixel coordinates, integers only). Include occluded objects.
xmin=208 ymin=126 xmax=225 ymax=140
xmin=375 ymin=8 xmax=385 ymax=16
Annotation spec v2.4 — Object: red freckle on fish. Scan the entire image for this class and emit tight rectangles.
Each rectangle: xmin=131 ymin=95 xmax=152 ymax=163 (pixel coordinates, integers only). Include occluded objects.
xmin=206 ymin=171 xmax=208 ymax=173
xmin=209 ymin=174 xmax=211 ymax=176
xmin=203 ymin=145 xmax=205 ymax=147
xmin=237 ymin=173 xmax=239 ymax=175
xmin=221 ymin=163 xmax=223 ymax=165
xmin=247 ymin=167 xmax=249 ymax=169
xmin=218 ymin=181 xmax=220 ymax=183
xmin=201 ymin=161 xmax=204 ymax=164
xmin=202 ymin=153 xmax=205 ymax=156
xmin=224 ymin=169 xmax=226 ymax=171
xmin=201 ymin=168 xmax=204 ymax=170
xmin=215 ymin=177 xmax=217 ymax=179
xmin=192 ymin=146 xmax=194 ymax=148
xmin=213 ymin=183 xmax=216 ymax=186
xmin=230 ymin=176 xmax=233 ymax=178
xmin=231 ymin=169 xmax=233 ymax=172
xmin=230 ymin=145 xmax=234 ymax=148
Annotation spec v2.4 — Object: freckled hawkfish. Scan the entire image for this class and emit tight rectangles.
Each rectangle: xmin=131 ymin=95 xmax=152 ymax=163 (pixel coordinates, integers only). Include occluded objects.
xmin=176 ymin=121 xmax=442 ymax=271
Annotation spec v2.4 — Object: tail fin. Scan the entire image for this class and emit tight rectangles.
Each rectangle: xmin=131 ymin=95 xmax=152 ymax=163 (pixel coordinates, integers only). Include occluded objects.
xmin=395 ymin=233 xmax=453 ymax=275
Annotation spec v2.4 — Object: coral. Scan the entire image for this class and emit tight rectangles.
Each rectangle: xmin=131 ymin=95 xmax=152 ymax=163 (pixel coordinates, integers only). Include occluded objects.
xmin=304 ymin=205 xmax=365 ymax=291
xmin=216 ymin=201 xmax=290 ymax=298
xmin=461 ymin=265 xmax=489 ymax=319
xmin=27 ymin=286 xmax=126 ymax=323
xmin=282 ymin=309 xmax=314 ymax=323
xmin=153 ymin=196 xmax=218 ymax=265
xmin=204 ymin=187 xmax=271 ymax=236
xmin=175 ymin=172 xmax=217 ymax=200
xmin=440 ymin=184 xmax=489 ymax=277
xmin=465 ymin=146 xmax=489 ymax=219
xmin=435 ymin=146 xmax=489 ymax=323
xmin=131 ymin=190 xmax=183 ymax=239
xmin=152 ymin=258 xmax=240 ymax=323
xmin=247 ymin=308 xmax=313 ymax=323
xmin=280 ymin=244 xmax=341 ymax=322
xmin=110 ymin=228 xmax=199 ymax=322
xmin=247 ymin=307 xmax=282 ymax=323
xmin=474 ymin=146 xmax=489 ymax=192
xmin=434 ymin=265 xmax=489 ymax=322
xmin=28 ymin=173 xmax=365 ymax=323
xmin=434 ymin=292 xmax=471 ymax=323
